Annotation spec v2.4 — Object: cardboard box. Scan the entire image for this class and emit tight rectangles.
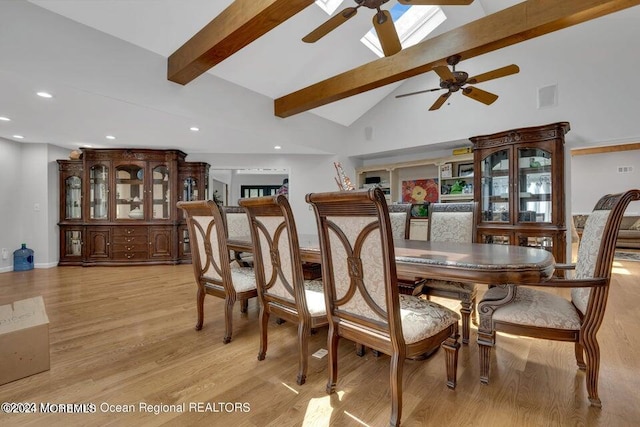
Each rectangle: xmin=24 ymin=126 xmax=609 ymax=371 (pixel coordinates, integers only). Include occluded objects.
xmin=0 ymin=296 xmax=50 ymax=385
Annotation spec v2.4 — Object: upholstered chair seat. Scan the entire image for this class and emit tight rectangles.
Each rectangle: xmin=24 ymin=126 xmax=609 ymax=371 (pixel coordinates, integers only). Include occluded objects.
xmin=399 ymin=295 xmax=460 ymax=344
xmin=484 ymin=286 xmax=581 ymax=330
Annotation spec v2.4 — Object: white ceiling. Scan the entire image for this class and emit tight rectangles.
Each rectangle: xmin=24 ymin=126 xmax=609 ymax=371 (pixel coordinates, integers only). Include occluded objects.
xmin=1 ymin=1 xmax=638 ymax=156
xmin=0 ymin=0 xmax=524 ymax=154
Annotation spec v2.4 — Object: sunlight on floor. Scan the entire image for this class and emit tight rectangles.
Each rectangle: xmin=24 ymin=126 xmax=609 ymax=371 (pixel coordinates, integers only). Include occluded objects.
xmin=344 ymin=410 xmax=371 ymax=426
xmin=302 ymin=391 xmax=344 ymax=427
xmin=281 ymin=382 xmax=300 ymax=395
xmin=612 ymin=261 xmax=630 ymax=275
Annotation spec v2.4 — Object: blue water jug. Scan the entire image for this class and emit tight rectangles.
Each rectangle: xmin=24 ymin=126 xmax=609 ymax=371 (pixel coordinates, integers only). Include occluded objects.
xmin=13 ymin=243 xmax=34 ymax=271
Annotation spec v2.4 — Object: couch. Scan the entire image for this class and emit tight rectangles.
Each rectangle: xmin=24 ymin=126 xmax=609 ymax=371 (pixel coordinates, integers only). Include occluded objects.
xmin=573 ymin=215 xmax=640 ymax=250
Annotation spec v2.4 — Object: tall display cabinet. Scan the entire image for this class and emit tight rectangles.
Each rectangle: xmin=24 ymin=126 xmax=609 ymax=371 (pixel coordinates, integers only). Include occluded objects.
xmin=57 ymin=148 xmax=209 ymax=266
xmin=470 ymin=122 xmax=569 ymax=265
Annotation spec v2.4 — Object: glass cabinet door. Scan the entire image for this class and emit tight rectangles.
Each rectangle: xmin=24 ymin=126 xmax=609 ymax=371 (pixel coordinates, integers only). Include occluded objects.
xmin=115 ymin=164 xmax=145 ymax=219
xmin=152 ymin=165 xmax=170 ymax=219
xmin=183 ymin=177 xmax=198 ymax=202
xmin=517 ymin=147 xmax=552 ymax=223
xmin=64 ymin=229 xmax=83 ymax=257
xmin=65 ymin=176 xmax=82 ymax=219
xmin=479 ymin=149 xmax=510 ymax=223
xmin=89 ymin=164 xmax=109 ymax=220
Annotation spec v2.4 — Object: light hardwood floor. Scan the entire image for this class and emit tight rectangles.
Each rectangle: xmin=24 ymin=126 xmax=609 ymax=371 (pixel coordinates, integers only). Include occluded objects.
xmin=0 ymin=260 xmax=638 ymax=426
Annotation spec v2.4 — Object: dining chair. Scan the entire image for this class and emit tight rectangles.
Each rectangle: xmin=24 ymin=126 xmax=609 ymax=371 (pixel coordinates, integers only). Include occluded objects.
xmin=238 ymin=195 xmax=327 ymax=386
xmin=221 ymin=205 xmax=254 ymax=267
xmin=177 ymin=200 xmax=258 ymax=344
xmin=306 ymin=188 xmax=460 ymax=427
xmin=387 ymin=203 xmax=412 ymax=239
xmin=387 ymin=203 xmax=427 ymax=298
xmin=421 ymin=202 xmax=478 ymax=344
xmin=477 ymin=189 xmax=640 ymax=407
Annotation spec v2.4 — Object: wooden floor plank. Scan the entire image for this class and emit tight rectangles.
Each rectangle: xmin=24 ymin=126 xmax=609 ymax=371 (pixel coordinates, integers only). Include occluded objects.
xmin=1 ymin=262 xmax=639 ymax=426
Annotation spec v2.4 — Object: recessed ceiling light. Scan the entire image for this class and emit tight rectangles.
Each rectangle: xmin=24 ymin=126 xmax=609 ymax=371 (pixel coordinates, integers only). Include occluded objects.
xmin=13 ymin=135 xmax=24 ymax=139
xmin=36 ymin=91 xmax=53 ymax=98
xmin=189 ymin=127 xmax=199 ymax=132
xmin=274 ymin=145 xmax=282 ymax=150
xmin=105 ymin=135 xmax=116 ymax=140
xmin=0 ymin=116 xmax=10 ymax=121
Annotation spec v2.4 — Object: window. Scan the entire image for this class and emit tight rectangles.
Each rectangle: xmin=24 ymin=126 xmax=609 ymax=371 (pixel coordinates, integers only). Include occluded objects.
xmin=315 ymin=0 xmax=344 ymax=15
xmin=360 ymin=4 xmax=446 ymax=58
xmin=241 ymin=185 xmax=281 ymax=198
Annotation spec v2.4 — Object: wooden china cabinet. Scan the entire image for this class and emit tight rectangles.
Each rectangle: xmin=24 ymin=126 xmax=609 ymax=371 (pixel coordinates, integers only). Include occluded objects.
xmin=177 ymin=161 xmax=210 ymax=261
xmin=57 ymin=148 xmax=209 ymax=266
xmin=470 ymin=122 xmax=569 ymax=265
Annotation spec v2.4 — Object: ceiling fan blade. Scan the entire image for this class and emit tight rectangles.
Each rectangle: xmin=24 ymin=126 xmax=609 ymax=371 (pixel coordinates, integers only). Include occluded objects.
xmin=463 ymin=86 xmax=499 ymax=105
xmin=429 ymin=92 xmax=451 ymax=111
xmin=468 ymin=64 xmax=520 ymax=84
xmin=433 ymin=65 xmax=455 ymax=82
xmin=302 ymin=7 xmax=358 ymax=43
xmin=398 ymin=1 xmax=474 ymax=5
xmin=395 ymin=87 xmax=442 ymax=98
xmin=373 ymin=10 xmax=402 ymax=57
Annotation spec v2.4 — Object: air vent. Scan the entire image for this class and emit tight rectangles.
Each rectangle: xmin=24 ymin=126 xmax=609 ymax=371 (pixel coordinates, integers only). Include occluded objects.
xmin=537 ymin=84 xmax=558 ymax=108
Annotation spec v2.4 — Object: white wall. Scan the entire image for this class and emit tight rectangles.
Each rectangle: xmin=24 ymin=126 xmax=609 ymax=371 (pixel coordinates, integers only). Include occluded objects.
xmin=188 ymin=153 xmax=358 ymax=234
xmin=0 ymin=138 xmax=22 ymax=272
xmin=571 ymin=149 xmax=640 ymax=215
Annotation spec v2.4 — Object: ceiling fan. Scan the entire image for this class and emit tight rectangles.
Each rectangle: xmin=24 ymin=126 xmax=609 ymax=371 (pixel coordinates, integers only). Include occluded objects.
xmin=395 ymin=54 xmax=520 ymax=110
xmin=302 ymin=1 xmax=474 ymax=57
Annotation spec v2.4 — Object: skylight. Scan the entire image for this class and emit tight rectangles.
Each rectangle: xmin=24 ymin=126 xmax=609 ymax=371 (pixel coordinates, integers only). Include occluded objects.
xmin=315 ymin=0 xmax=344 ymax=15
xmin=361 ymin=4 xmax=446 ymax=58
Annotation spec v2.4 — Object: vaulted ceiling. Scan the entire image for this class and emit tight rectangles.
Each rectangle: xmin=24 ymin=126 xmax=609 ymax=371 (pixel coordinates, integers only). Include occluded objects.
xmin=1 ymin=1 xmax=639 ymax=156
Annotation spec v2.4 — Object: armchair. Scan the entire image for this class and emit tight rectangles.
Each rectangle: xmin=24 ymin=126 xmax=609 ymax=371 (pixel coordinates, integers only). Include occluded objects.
xmin=477 ymin=190 xmax=640 ymax=407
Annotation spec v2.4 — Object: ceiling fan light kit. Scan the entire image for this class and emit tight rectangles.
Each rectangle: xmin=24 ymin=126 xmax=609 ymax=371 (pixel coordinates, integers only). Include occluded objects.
xmin=396 ymin=54 xmax=520 ymax=110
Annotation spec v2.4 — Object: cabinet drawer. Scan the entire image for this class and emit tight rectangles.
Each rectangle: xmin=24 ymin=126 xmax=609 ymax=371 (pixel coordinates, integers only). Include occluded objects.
xmin=112 ymin=250 xmax=149 ymax=261
xmin=112 ymin=234 xmax=148 ymax=244
xmin=112 ymin=242 xmax=148 ymax=252
xmin=113 ymin=227 xmax=148 ymax=237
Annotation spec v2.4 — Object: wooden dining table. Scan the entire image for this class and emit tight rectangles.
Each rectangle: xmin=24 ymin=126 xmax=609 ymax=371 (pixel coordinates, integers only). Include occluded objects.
xmin=228 ymin=234 xmax=556 ymax=364
xmin=227 ymin=235 xmax=556 ymax=287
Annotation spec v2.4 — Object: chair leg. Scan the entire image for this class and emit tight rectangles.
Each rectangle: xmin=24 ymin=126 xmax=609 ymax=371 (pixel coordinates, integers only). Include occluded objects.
xmin=575 ymin=342 xmax=586 ymax=370
xmin=240 ymin=298 xmax=248 ymax=313
xmin=583 ymin=336 xmax=602 ymax=407
xmin=223 ymin=298 xmax=235 ymax=344
xmin=355 ymin=343 xmax=365 ymax=357
xmin=297 ymin=322 xmax=310 ymax=385
xmin=442 ymin=330 xmax=460 ymax=389
xmin=257 ymin=306 xmax=269 ymax=361
xmin=471 ymin=296 xmax=478 ymax=326
xmin=326 ymin=324 xmax=339 ymax=395
xmin=389 ymin=351 xmax=405 ymax=427
xmin=460 ymin=301 xmax=472 ymax=345
xmin=195 ymin=288 xmax=205 ymax=331
xmin=478 ymin=329 xmax=494 ymax=385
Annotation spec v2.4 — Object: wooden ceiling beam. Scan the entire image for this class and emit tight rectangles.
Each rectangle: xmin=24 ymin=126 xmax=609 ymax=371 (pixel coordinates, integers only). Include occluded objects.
xmin=275 ymin=0 xmax=640 ymax=118
xmin=168 ymin=0 xmax=314 ymax=85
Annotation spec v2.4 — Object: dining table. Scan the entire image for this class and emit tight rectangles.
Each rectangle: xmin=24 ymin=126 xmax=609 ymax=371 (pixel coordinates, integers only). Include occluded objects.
xmin=227 ymin=235 xmax=556 ymax=287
